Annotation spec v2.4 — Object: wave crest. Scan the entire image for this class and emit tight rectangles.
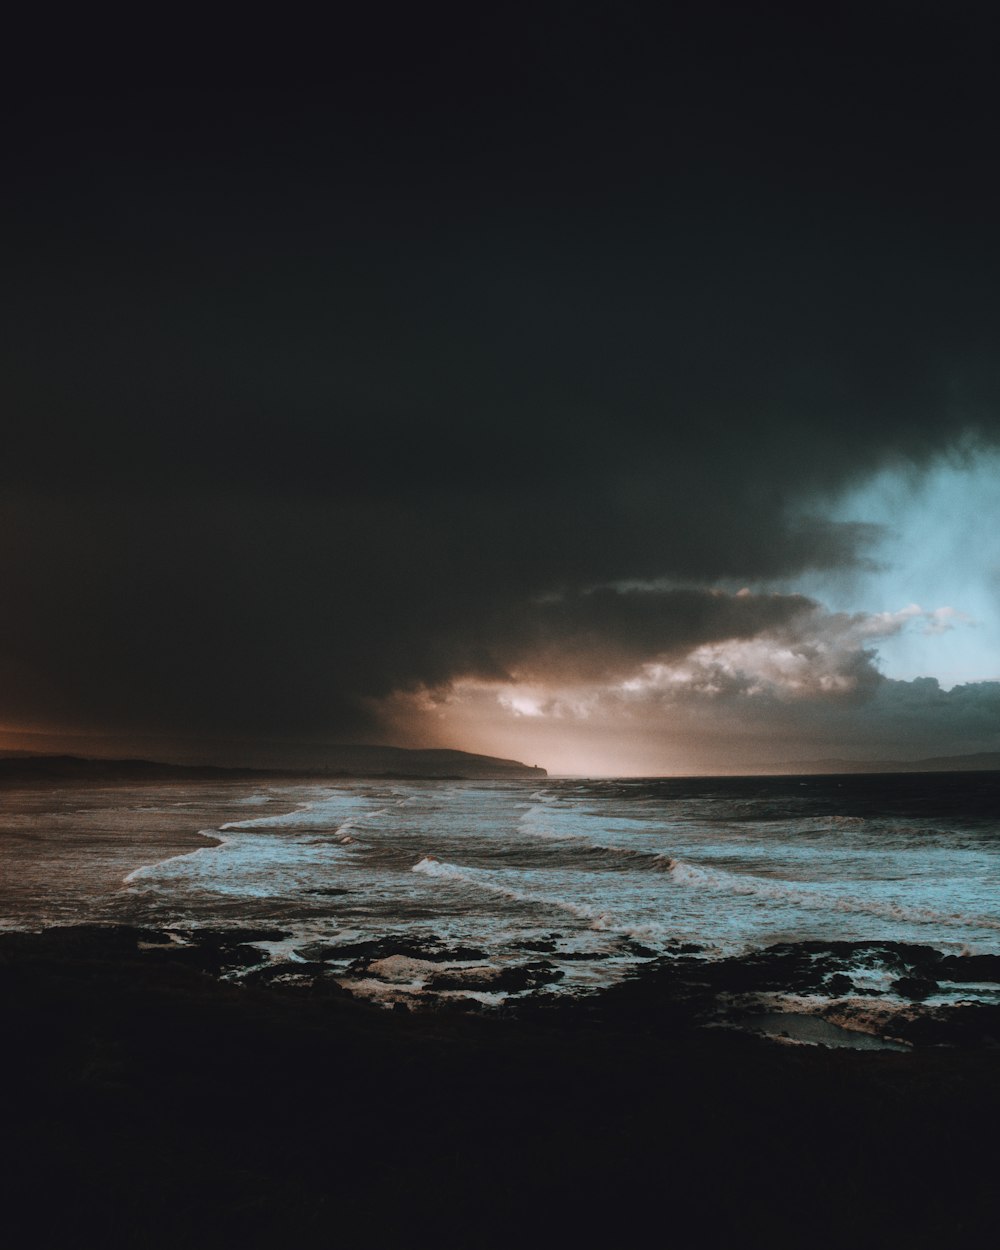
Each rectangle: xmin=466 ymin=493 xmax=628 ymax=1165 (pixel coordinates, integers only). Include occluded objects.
xmin=663 ymin=856 xmax=1000 ymax=931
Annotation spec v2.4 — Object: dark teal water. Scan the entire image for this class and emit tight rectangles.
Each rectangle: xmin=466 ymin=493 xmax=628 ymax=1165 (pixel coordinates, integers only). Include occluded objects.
xmin=2 ymin=773 xmax=998 ymax=1010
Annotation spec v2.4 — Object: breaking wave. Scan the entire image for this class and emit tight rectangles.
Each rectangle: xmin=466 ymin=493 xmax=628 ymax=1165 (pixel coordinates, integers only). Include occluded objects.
xmin=662 ymin=856 xmax=1000 ymax=932
xmin=7 ymin=771 xmax=1000 ymax=1007
xmin=123 ymin=830 xmax=227 ymax=883
xmin=412 ymin=856 xmax=665 ymax=940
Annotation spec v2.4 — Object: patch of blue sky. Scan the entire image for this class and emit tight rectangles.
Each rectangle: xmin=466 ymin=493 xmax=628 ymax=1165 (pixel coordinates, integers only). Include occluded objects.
xmin=794 ymin=449 xmax=1000 ymax=686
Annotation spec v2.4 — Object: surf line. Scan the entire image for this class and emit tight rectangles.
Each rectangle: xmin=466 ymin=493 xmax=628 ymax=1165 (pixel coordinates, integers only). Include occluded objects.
xmin=121 ymin=791 xmax=319 ymax=885
xmin=122 ymin=828 xmax=229 ymax=885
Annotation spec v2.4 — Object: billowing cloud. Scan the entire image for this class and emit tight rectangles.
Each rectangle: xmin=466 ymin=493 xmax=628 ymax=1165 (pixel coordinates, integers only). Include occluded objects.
xmin=376 ymin=600 xmax=996 ymax=774
xmin=484 ymin=586 xmax=819 ymax=682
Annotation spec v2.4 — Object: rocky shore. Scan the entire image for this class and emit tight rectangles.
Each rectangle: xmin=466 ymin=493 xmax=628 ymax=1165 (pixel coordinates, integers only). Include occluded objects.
xmin=65 ymin=920 xmax=997 ymax=1049
xmin=2 ymin=925 xmax=999 ymax=1247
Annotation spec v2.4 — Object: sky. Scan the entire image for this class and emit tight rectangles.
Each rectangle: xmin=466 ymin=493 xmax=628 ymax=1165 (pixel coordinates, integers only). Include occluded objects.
xmin=3 ymin=6 xmax=1000 ymax=774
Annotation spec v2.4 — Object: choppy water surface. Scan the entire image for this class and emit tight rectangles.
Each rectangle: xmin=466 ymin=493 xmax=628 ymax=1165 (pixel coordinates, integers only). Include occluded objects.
xmin=2 ymin=773 xmax=999 ymax=1007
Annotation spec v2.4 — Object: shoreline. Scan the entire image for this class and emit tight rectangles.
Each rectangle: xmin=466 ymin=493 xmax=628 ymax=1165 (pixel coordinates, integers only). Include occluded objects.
xmin=6 ymin=923 xmax=1000 ymax=1048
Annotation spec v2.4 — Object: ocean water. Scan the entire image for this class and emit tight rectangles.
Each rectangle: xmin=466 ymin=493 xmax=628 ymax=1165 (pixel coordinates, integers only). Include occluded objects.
xmin=2 ymin=772 xmax=999 ymax=1011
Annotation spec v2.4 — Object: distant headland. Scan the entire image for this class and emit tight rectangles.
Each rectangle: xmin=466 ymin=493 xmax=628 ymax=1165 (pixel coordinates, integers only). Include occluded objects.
xmin=770 ymin=750 xmax=1000 ymax=775
xmin=0 ymin=746 xmax=547 ymax=783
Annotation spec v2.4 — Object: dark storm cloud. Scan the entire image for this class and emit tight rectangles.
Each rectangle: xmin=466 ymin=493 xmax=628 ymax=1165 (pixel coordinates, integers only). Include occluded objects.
xmin=490 ymin=587 xmax=818 ymax=682
xmin=3 ymin=6 xmax=1000 ymax=747
xmin=0 ymin=491 xmax=816 ymax=736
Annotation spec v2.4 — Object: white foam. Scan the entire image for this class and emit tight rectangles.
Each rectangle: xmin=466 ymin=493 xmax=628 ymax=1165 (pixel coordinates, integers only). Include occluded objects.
xmin=13 ymin=774 xmax=994 ymax=1006
xmin=412 ymin=856 xmax=667 ymax=941
xmin=218 ymin=791 xmax=372 ymax=831
xmin=662 ymin=856 xmax=1000 ymax=933
xmin=413 ymin=856 xmax=523 ymax=898
xmin=518 ymin=804 xmax=581 ymax=841
xmin=123 ymin=830 xmax=228 ymax=884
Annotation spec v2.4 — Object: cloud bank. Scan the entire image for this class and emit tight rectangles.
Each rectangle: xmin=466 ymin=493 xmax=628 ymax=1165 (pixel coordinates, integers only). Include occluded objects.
xmin=380 ymin=598 xmax=999 ymax=774
xmin=3 ymin=20 xmax=1000 ymax=769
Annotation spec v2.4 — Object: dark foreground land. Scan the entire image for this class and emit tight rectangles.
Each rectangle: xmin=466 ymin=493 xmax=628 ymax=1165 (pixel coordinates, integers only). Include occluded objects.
xmin=2 ymin=928 xmax=998 ymax=1249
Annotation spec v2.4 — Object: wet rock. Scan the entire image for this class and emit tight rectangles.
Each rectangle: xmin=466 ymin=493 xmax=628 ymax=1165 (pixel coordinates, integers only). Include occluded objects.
xmin=144 ymin=941 xmax=265 ymax=975
xmin=935 ymin=954 xmax=1000 ymax=983
xmin=313 ymin=940 xmax=382 ymax=960
xmin=241 ymin=962 xmax=326 ymax=985
xmin=345 ymin=939 xmax=490 ymax=966
xmin=433 ymin=946 xmax=489 ymax=962
xmin=495 ymin=964 xmax=564 ymax=993
xmin=623 ymin=943 xmax=658 ymax=959
xmin=891 ymin=976 xmax=938 ymax=1000
xmin=426 ymin=966 xmax=507 ymax=991
xmin=426 ymin=961 xmax=565 ymax=993
xmin=185 ymin=927 xmax=289 ymax=945
xmin=884 ymin=1002 xmax=1000 ymax=1047
xmin=0 ymin=925 xmax=171 ymax=961
xmin=693 ymin=942 xmax=950 ymax=999
xmin=294 ymin=942 xmax=346 ymax=962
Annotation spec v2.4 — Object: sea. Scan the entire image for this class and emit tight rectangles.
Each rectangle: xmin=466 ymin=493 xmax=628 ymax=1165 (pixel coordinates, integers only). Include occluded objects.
xmin=3 ymin=772 xmax=999 ymax=1033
